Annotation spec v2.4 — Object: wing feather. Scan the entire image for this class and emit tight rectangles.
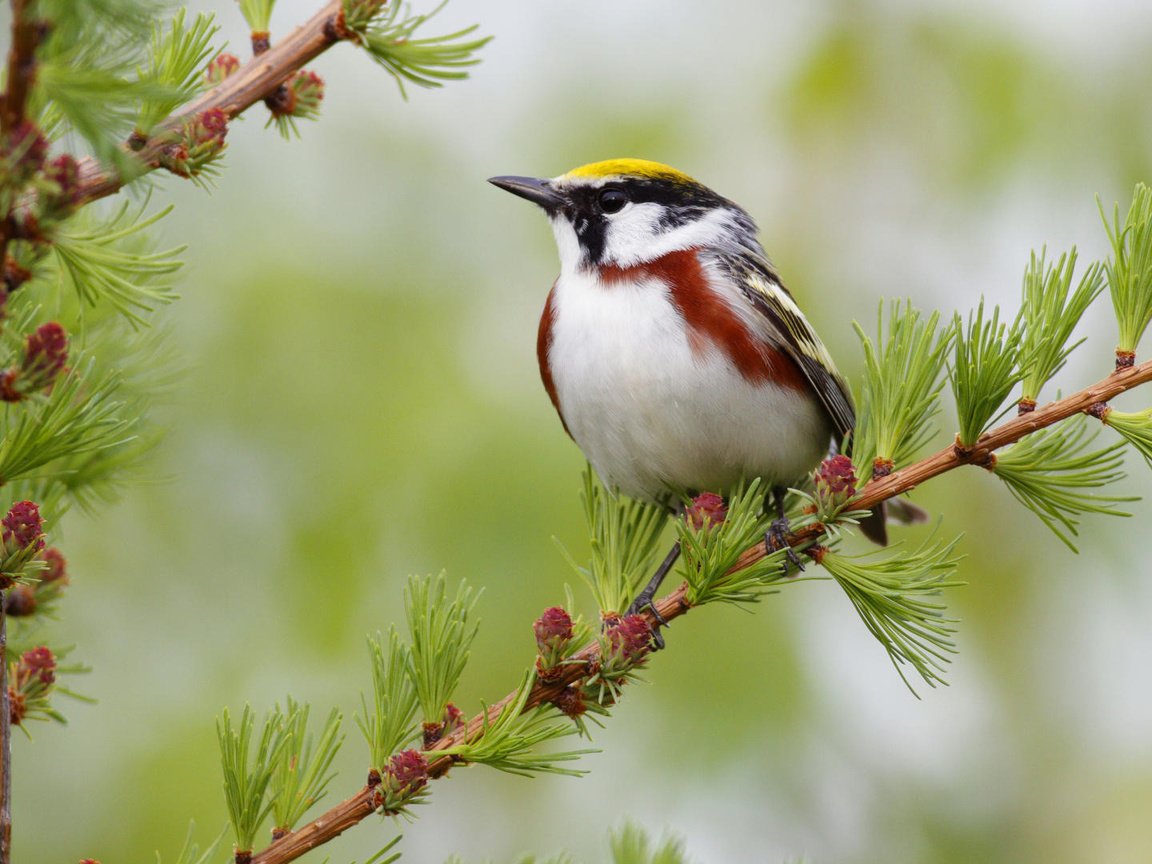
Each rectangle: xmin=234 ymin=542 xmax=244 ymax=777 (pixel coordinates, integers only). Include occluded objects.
xmin=712 ymin=247 xmax=856 ymax=443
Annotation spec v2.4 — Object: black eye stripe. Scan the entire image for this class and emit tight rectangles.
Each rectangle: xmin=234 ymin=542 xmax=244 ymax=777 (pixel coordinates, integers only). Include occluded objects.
xmin=560 ymin=176 xmax=747 ymax=266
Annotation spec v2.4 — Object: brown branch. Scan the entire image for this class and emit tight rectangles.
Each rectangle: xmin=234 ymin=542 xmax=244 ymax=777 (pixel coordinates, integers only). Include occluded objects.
xmin=0 ymin=0 xmax=43 ymax=286
xmin=71 ymin=0 xmax=349 ymax=208
xmin=245 ymin=357 xmax=1152 ymax=864
xmin=0 ymin=2 xmax=43 ymax=855
xmin=1 ymin=0 xmax=37 ymax=134
xmin=852 ymin=356 xmax=1152 ymax=511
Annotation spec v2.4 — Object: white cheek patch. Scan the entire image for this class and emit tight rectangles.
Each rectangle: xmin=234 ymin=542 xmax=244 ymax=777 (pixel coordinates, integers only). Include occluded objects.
xmin=603 ymin=206 xmax=734 ymax=266
xmin=549 ymin=218 xmax=584 ymax=272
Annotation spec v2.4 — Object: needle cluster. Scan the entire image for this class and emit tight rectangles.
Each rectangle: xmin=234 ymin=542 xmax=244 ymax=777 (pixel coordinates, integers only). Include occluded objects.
xmin=851 ymin=302 xmax=952 ymax=475
xmin=1101 ymin=183 xmax=1152 ymax=359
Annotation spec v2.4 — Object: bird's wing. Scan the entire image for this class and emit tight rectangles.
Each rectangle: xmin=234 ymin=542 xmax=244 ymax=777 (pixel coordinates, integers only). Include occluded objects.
xmin=715 ymin=248 xmax=856 ymax=443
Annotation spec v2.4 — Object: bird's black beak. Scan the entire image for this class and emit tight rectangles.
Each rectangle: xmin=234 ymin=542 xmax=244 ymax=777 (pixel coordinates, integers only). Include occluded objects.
xmin=488 ymin=175 xmax=565 ymax=212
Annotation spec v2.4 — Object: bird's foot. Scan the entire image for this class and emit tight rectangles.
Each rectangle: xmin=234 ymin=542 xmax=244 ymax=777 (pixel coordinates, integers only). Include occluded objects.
xmin=620 ymin=540 xmax=681 ymax=650
xmin=766 ymin=517 xmax=805 ymax=573
xmin=623 ymin=589 xmax=668 ymax=650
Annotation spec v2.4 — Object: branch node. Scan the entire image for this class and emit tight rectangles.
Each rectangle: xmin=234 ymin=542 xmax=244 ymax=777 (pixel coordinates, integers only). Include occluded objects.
xmin=264 ymin=85 xmax=294 ymax=115
xmin=1017 ymin=398 xmax=1037 ymax=415
xmin=324 ymin=9 xmax=357 ymax=43
xmin=1116 ymin=349 xmax=1136 ymax=370
xmin=952 ymin=435 xmax=975 ymax=462
xmin=871 ymin=457 xmax=894 ymax=481
xmin=1086 ymin=401 xmax=1111 ymax=421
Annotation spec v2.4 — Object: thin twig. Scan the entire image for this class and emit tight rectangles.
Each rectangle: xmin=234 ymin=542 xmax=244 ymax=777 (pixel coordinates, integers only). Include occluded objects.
xmin=247 ymin=357 xmax=1152 ymax=864
xmin=71 ymin=0 xmax=348 ymax=209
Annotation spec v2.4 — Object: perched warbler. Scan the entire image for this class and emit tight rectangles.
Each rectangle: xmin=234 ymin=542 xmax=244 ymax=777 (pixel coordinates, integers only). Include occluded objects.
xmin=490 ymin=159 xmax=887 ymax=609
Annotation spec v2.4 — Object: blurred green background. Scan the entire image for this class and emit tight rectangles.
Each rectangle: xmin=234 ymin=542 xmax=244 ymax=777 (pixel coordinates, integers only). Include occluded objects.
xmin=18 ymin=0 xmax=1152 ymax=861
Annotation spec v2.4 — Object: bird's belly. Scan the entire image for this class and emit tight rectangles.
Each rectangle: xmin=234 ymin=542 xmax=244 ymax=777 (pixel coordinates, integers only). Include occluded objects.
xmin=548 ymin=276 xmax=832 ymax=503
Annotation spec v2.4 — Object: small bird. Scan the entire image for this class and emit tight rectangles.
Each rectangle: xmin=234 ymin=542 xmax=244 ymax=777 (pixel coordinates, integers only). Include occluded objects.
xmin=490 ymin=159 xmax=884 ymax=611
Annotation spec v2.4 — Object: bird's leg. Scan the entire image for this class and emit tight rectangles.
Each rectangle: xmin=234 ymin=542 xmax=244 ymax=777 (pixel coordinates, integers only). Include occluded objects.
xmin=626 ymin=541 xmax=680 ymax=621
xmin=624 ymin=541 xmax=679 ymax=650
xmin=765 ymin=486 xmax=804 ymax=572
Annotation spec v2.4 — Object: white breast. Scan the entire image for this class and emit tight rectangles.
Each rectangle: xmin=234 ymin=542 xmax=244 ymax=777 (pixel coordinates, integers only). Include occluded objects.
xmin=547 ymin=267 xmax=833 ymax=504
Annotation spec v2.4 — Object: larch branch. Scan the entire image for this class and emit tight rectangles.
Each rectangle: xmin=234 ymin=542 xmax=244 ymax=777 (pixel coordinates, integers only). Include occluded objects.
xmin=246 ymin=357 xmax=1152 ymax=864
xmin=72 ymin=0 xmax=347 ymax=208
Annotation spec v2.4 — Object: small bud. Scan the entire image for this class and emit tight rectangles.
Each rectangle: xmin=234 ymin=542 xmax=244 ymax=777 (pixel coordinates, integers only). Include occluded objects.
xmin=45 ymin=154 xmax=80 ymax=192
xmin=534 ymin=606 xmax=575 ymax=678
xmin=42 ymin=154 xmax=81 ymax=216
xmin=605 ymin=614 xmax=652 ymax=665
xmin=814 ymin=454 xmax=857 ymax=509
xmin=387 ymin=749 xmax=428 ymax=789
xmin=552 ymin=685 xmax=586 ymax=718
xmin=0 ymin=500 xmax=45 ymax=583
xmin=5 ymin=584 xmax=36 ymax=616
xmin=159 ymin=111 xmax=229 ymax=179
xmin=22 ymin=321 xmax=69 ymax=390
xmin=2 ymin=121 xmax=48 ymax=187
xmin=204 ymin=52 xmax=241 ymax=85
xmin=378 ymin=748 xmax=429 ymax=811
xmin=533 ymin=606 xmax=574 ymax=655
xmin=685 ymin=492 xmax=727 ymax=530
xmin=156 ymin=142 xmax=191 ymax=177
xmin=3 ymin=500 xmax=44 ymax=552
xmin=2 ymin=322 xmax=70 ymax=401
xmin=196 ymin=108 xmax=229 ymax=145
xmin=443 ymin=701 xmax=462 ymax=732
xmin=287 ymin=70 xmax=325 ymax=119
xmin=268 ymin=70 xmax=325 ymax=122
xmin=41 ymin=547 xmax=68 ymax=584
xmin=20 ymin=646 xmax=56 ymax=685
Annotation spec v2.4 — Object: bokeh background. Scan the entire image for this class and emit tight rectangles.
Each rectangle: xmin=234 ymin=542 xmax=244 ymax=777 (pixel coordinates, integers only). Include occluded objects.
xmin=18 ymin=0 xmax=1152 ymax=861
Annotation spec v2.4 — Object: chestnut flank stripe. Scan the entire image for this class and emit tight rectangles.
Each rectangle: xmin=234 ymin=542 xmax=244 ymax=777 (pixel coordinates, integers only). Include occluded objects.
xmin=536 ymin=284 xmax=571 ymax=437
xmin=600 ymin=249 xmax=808 ymax=391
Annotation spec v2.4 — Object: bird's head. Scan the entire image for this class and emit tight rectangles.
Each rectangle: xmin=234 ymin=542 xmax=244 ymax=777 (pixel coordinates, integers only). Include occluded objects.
xmin=489 ymin=158 xmax=759 ymax=272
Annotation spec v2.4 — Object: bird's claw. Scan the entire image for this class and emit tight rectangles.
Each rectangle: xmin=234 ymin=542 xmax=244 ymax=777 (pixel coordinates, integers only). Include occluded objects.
xmin=766 ymin=518 xmax=805 ymax=573
xmin=624 ymin=591 xmax=668 ymax=650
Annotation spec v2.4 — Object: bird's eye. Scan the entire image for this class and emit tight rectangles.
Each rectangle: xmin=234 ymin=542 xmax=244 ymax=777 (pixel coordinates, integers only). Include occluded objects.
xmin=597 ymin=187 xmax=629 ymax=214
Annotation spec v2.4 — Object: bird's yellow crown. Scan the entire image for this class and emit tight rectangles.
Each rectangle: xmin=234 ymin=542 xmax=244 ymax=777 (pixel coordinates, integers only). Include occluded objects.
xmin=563 ymin=158 xmax=695 ymax=185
